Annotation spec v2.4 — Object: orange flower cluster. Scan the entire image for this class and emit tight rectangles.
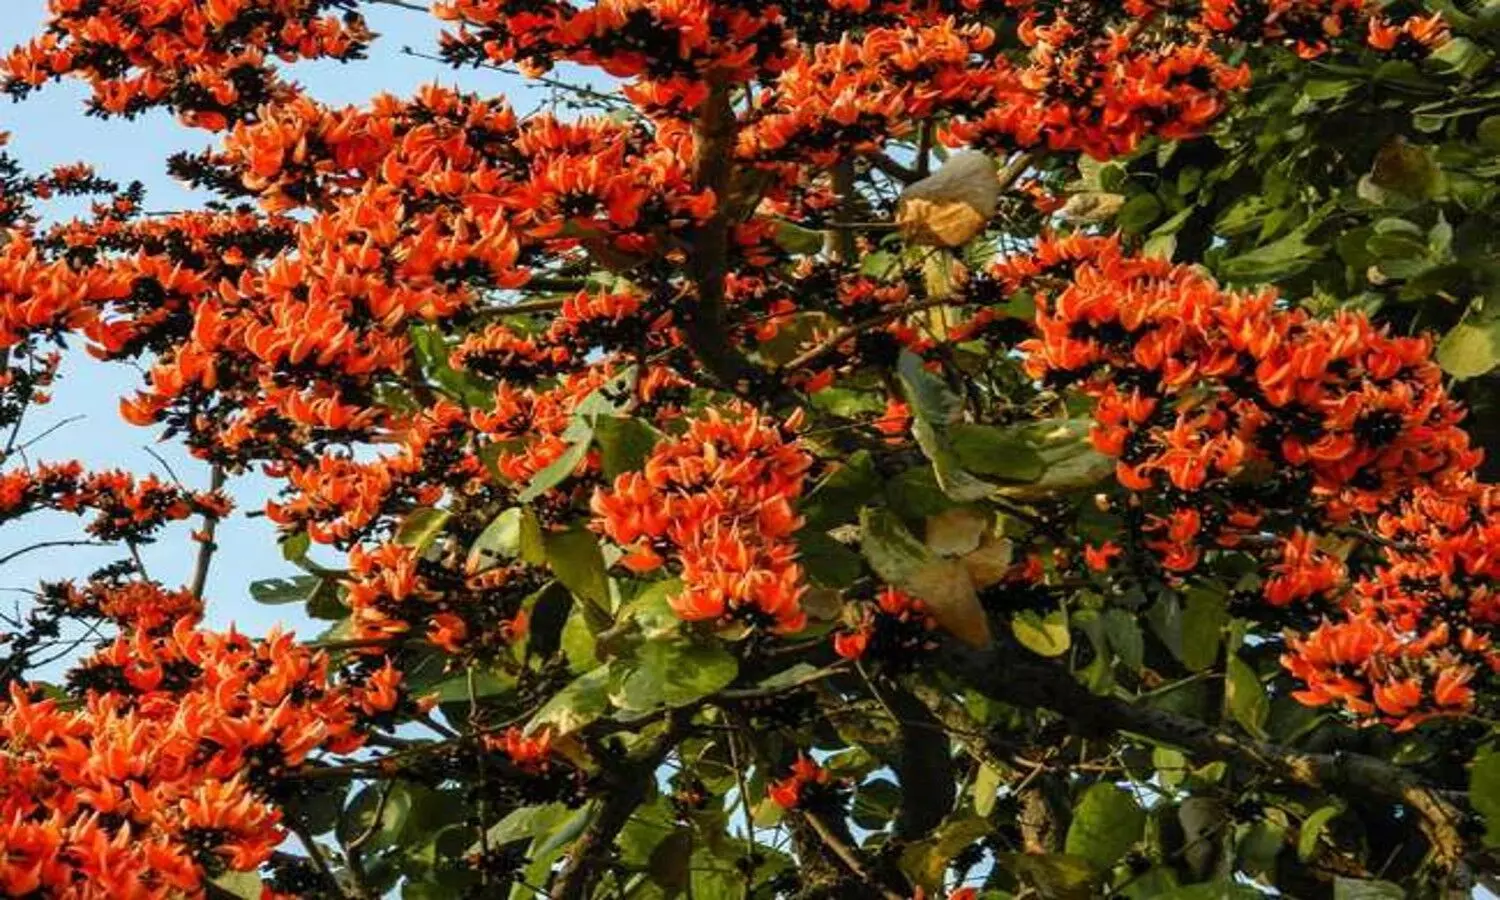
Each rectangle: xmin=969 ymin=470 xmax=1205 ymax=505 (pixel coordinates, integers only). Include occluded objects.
xmin=1 ymin=621 xmax=401 ymax=898
xmin=435 ymin=0 xmax=794 ymax=115
xmin=452 ymin=291 xmax=672 ymax=383
xmin=0 ymin=462 xmax=230 ymax=543
xmin=485 ymin=727 xmax=555 ymax=774
xmin=592 ymin=407 xmax=812 ymax=633
xmin=1 ymin=0 xmax=372 ymax=129
xmin=767 ymin=755 xmax=834 ymax=810
xmin=1283 ymin=478 xmax=1500 ymax=730
xmin=265 ymin=401 xmax=473 ymax=546
xmin=113 ymin=88 xmax=712 ymax=481
xmin=345 ymin=541 xmax=534 ymax=656
xmin=1020 ymin=236 xmax=1492 ymax=729
xmin=40 ymin=577 xmax=203 ymax=634
xmin=832 ymin=586 xmax=938 ymax=663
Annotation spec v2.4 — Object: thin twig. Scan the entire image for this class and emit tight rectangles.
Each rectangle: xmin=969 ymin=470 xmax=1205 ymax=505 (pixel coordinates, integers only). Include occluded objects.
xmin=0 ymin=540 xmax=108 ymax=568
xmin=729 ymin=733 xmax=757 ymax=899
xmin=14 ymin=415 xmax=85 ymax=455
xmin=188 ymin=466 xmax=226 ymax=601
xmin=141 ymin=444 xmax=184 ymax=486
xmin=779 ymin=299 xmax=964 ymax=374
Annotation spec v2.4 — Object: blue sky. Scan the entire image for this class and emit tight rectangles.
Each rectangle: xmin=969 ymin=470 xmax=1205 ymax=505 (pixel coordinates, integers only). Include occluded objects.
xmin=0 ymin=2 xmax=539 ymax=638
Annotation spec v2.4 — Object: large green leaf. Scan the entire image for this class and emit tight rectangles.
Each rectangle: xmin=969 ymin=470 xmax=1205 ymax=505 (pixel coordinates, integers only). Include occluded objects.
xmin=1298 ymin=804 xmax=1342 ymax=861
xmin=1065 ymin=783 xmax=1145 ymax=870
xmin=1471 ymin=745 xmax=1500 ymax=846
xmin=248 ymin=575 xmax=322 ymax=606
xmin=1012 ymin=608 xmax=1071 ymax=658
xmin=544 ymin=526 xmax=612 ymax=622
xmin=899 ymin=813 xmax=992 ymax=892
xmin=337 ymin=782 xmax=416 ymax=852
xmin=517 ymin=438 xmax=591 ymax=502
xmin=527 ymin=665 xmax=613 ymax=736
xmin=1437 ymin=318 xmax=1500 ymax=380
xmin=1179 ymin=586 xmax=1228 ymax=672
xmin=897 ymin=351 xmax=993 ymax=502
xmin=1225 ymin=655 xmax=1269 ymax=738
xmin=860 ymin=506 xmax=990 ymax=646
xmin=996 ymin=853 xmax=1098 ymax=900
xmin=609 ymin=638 xmax=739 ymax=711
xmin=803 ymin=451 xmax=880 ymax=531
xmin=467 ymin=507 xmax=522 ymax=569
xmin=593 ymin=416 xmax=660 ymax=478
xmin=396 ymin=506 xmax=452 ymax=552
xmin=949 ymin=423 xmax=1047 ymax=482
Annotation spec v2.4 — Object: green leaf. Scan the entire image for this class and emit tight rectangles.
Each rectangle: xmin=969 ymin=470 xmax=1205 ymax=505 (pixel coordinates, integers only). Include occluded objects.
xmin=1333 ymin=878 xmax=1406 ymax=900
xmin=468 ymin=508 xmax=522 ymax=569
xmin=1225 ymin=655 xmax=1269 ymax=738
xmin=1470 ymin=745 xmax=1500 ymax=846
xmin=1298 ymin=804 xmax=1342 ymax=861
xmin=1437 ymin=319 xmax=1500 ymax=380
xmin=1116 ymin=193 xmax=1163 ymax=233
xmin=429 ymin=666 xmax=515 ymax=704
xmin=1179 ymin=586 xmax=1228 ymax=672
xmin=1218 ymin=225 xmax=1322 ymax=281
xmin=593 ymin=416 xmax=660 ymax=479
xmin=535 ymin=804 xmax=596 ymax=858
xmin=210 ymin=872 xmax=264 ymax=900
xmin=898 ymin=351 xmax=993 ymax=502
xmin=949 ymin=423 xmax=1047 ymax=482
xmin=994 ymin=419 xmax=1114 ymax=499
xmin=860 ymin=506 xmax=990 ymax=646
xmin=900 ymin=813 xmax=992 ymax=892
xmin=1236 ymin=820 xmax=1287 ymax=877
xmin=803 ymin=452 xmax=881 ymax=531
xmin=544 ymin=526 xmax=611 ymax=622
xmin=1103 ymin=609 xmax=1144 ymax=672
xmin=1012 ymin=608 xmax=1071 ymax=658
xmin=410 ymin=323 xmax=495 ymax=408
xmin=648 ymin=829 xmax=695 ymax=894
xmin=1065 ymin=784 xmax=1145 ymax=870
xmin=527 ymin=665 xmax=613 ymax=736
xmin=797 ymin=529 xmax=864 ymax=588
xmin=973 ymin=763 xmax=1004 ymax=817
xmin=1369 ymin=138 xmax=1441 ymax=201
xmin=996 ymin=853 xmax=1097 ymax=900
xmin=773 ymin=219 xmax=827 ymax=255
xmin=620 ymin=578 xmax=683 ymax=640
xmin=396 ymin=507 xmax=452 ymax=552
xmin=338 ymin=782 xmax=414 ymax=852
xmin=281 ymin=529 xmax=311 ymax=563
xmin=480 ymin=803 xmax=568 ymax=850
xmin=852 ymin=778 xmax=903 ymax=830
xmin=860 ymin=507 xmax=938 ymax=584
xmin=609 ymin=639 xmax=739 ymax=711
xmin=518 ymin=437 xmax=591 ymax=503
xmin=249 ymin=575 xmax=322 ymax=605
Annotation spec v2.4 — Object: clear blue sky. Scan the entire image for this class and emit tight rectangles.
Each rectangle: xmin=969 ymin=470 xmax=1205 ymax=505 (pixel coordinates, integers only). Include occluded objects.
xmin=0 ymin=2 xmax=543 ymax=638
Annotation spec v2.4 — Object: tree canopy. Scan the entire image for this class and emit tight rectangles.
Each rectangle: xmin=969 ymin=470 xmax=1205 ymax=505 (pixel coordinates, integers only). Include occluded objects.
xmin=1 ymin=1 xmax=1500 ymax=899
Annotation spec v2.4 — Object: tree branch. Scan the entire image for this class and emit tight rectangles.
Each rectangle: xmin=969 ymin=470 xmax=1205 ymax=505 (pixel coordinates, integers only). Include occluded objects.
xmin=681 ymin=81 xmax=764 ymax=395
xmin=797 ymin=808 xmax=907 ymax=900
xmin=550 ymin=720 xmax=683 ymax=899
xmin=866 ymin=151 xmax=921 ymax=185
xmin=938 ymin=639 xmax=1472 ymax=878
xmin=189 ymin=465 xmax=225 ymax=601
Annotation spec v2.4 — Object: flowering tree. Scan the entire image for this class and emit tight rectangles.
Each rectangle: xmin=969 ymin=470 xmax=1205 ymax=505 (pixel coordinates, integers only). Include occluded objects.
xmin=2 ymin=0 xmax=1500 ymax=898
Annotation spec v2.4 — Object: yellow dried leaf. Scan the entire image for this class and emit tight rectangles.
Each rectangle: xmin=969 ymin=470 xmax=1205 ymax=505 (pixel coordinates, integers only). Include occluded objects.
xmin=907 ymin=558 xmax=991 ymax=649
xmin=962 ymin=532 xmax=1014 ymax=589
